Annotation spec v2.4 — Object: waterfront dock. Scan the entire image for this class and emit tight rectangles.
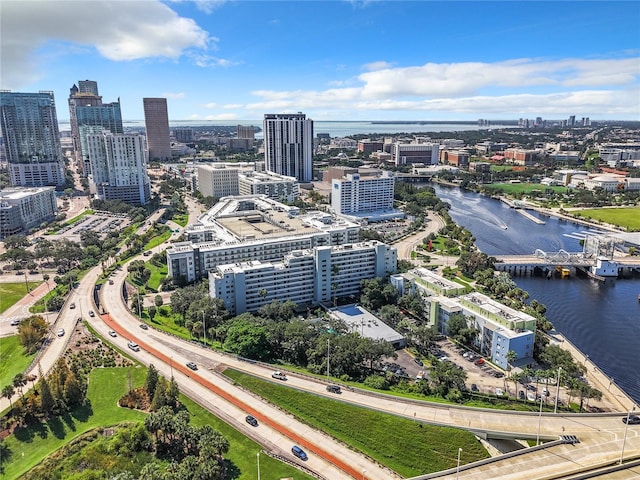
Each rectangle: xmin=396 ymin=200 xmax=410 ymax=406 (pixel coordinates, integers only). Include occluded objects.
xmin=515 ymin=208 xmax=546 ymax=224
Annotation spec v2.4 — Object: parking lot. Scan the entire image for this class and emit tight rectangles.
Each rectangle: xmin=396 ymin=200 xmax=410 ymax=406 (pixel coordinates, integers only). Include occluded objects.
xmin=49 ymin=212 xmax=131 ymax=242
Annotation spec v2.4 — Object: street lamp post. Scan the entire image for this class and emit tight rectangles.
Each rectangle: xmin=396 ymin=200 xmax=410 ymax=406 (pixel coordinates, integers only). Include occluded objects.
xmin=554 ymin=366 xmax=562 ymax=414
xmin=327 ymin=339 xmax=330 ymax=381
xmin=536 ymin=392 xmax=544 ymax=445
xmin=257 ymin=452 xmax=260 ymax=480
xmin=169 ymin=356 xmax=173 ymax=377
xmin=456 ymin=447 xmax=462 ymax=479
xmin=620 ymin=407 xmax=636 ymax=465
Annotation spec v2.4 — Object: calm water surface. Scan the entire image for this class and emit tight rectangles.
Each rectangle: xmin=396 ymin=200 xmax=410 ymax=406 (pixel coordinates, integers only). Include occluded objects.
xmin=432 ymin=184 xmax=640 ymax=404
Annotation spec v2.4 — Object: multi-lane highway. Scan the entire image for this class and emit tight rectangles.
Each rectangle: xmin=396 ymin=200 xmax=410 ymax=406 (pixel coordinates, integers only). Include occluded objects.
xmin=94 ymin=259 xmax=640 ymax=479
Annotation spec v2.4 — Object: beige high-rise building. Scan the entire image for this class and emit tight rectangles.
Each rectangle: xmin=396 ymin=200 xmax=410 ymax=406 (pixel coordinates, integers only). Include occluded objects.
xmin=143 ymin=98 xmax=171 ymax=162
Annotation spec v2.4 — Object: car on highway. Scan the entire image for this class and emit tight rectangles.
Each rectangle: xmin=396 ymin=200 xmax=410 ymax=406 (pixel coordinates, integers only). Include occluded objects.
xmin=622 ymin=414 xmax=640 ymax=425
xmin=57 ymin=328 xmax=65 ymax=337
xmin=109 ymin=279 xmax=114 ymax=285
xmin=245 ymin=415 xmax=258 ymax=427
xmin=139 ymin=323 xmax=148 ymax=330
xmin=10 ymin=319 xmax=20 ymax=326
xmin=326 ymin=385 xmax=341 ymax=394
xmin=108 ymin=330 xmax=117 ymax=337
xmin=89 ymin=310 xmax=95 ymax=317
xmin=127 ymin=341 xmax=140 ymax=352
xmin=271 ymin=371 xmax=287 ymax=380
xmin=70 ymin=303 xmax=76 ymax=309
xmin=291 ymin=445 xmax=307 ymax=461
xmin=186 ymin=362 xmax=198 ymax=371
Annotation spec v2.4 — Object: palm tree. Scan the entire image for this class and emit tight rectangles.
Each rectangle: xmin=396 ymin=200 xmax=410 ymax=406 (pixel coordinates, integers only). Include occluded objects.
xmin=2 ymin=384 xmax=15 ymax=414
xmin=505 ymin=350 xmax=518 ymax=378
xmin=12 ymin=373 xmax=27 ymax=401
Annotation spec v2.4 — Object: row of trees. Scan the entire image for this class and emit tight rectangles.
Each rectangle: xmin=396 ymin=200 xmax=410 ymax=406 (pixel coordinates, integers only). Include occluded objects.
xmin=2 ymin=358 xmax=87 ymax=426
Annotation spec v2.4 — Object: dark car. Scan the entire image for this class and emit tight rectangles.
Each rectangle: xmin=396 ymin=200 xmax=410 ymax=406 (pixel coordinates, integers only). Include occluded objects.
xmin=414 ymin=357 xmax=424 ymax=366
xmin=186 ymin=362 xmax=198 ymax=371
xmin=519 ymin=390 xmax=525 ymax=400
xmin=245 ymin=415 xmax=258 ymax=427
xmin=291 ymin=445 xmax=308 ymax=461
xmin=470 ymin=383 xmax=479 ymax=392
xmin=139 ymin=323 xmax=148 ymax=330
xmin=622 ymin=414 xmax=640 ymax=425
xmin=326 ymin=385 xmax=341 ymax=394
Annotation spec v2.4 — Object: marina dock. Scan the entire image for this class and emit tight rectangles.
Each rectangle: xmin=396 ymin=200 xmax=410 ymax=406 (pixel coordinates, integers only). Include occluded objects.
xmin=516 ymin=208 xmax=546 ymax=224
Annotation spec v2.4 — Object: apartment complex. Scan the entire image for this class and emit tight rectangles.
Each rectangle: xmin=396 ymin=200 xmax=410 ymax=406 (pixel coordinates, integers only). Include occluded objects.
xmin=0 ymin=187 xmax=58 ymax=238
xmin=392 ymin=268 xmax=536 ymax=369
xmin=143 ymin=98 xmax=172 ymax=162
xmin=84 ymin=130 xmax=151 ymax=205
xmin=210 ymin=241 xmax=397 ymax=314
xmin=0 ymin=90 xmax=66 ymax=187
xmin=68 ymin=80 xmax=123 ymax=175
xmin=264 ymin=113 xmax=313 ymax=182
xmin=331 ymin=171 xmax=395 ymax=216
xmin=167 ymin=195 xmax=360 ymax=283
xmin=197 ymin=164 xmax=240 ymax=199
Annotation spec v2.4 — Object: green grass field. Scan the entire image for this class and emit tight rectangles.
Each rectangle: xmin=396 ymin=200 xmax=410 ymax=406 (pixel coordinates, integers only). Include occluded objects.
xmin=223 ymin=369 xmax=489 ymax=477
xmin=1 ymin=367 xmax=148 ymax=479
xmin=0 ymin=336 xmax=36 ymax=390
xmin=143 ymin=230 xmax=172 ymax=250
xmin=62 ymin=209 xmax=94 ymax=226
xmin=491 ymin=183 xmax=568 ymax=194
xmin=573 ymin=207 xmax=640 ymax=231
xmin=171 ymin=213 xmax=188 ymax=227
xmin=0 ymin=282 xmax=41 ymax=314
xmin=3 ymin=366 xmax=313 ymax=480
xmin=145 ymin=262 xmax=168 ymax=291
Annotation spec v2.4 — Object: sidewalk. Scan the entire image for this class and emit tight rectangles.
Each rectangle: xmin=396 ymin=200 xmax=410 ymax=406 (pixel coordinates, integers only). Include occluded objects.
xmin=547 ymin=331 xmax=635 ymax=412
xmin=0 ymin=280 xmax=56 ymax=337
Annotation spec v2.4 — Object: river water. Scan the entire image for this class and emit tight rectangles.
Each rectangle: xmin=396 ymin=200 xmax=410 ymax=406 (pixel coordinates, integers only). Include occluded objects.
xmin=431 ymin=184 xmax=640 ymax=405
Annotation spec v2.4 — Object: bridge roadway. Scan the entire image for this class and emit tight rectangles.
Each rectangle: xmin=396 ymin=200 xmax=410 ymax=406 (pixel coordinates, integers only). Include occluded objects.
xmin=95 ymin=255 xmax=640 ymax=480
xmin=495 ymin=254 xmax=640 ymax=267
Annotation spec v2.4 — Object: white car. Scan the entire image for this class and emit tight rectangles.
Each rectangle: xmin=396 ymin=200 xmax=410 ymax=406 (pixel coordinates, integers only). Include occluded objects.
xmin=271 ymin=371 xmax=287 ymax=380
xmin=57 ymin=328 xmax=65 ymax=337
xmin=108 ymin=330 xmax=117 ymax=337
xmin=495 ymin=388 xmax=504 ymax=396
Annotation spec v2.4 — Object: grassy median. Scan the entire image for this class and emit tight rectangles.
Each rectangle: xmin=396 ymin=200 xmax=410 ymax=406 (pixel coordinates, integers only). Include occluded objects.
xmin=223 ymin=368 xmax=489 ymax=477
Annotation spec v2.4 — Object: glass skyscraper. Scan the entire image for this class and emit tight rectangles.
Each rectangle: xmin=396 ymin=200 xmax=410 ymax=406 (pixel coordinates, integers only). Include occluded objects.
xmin=0 ymin=90 xmax=65 ymax=187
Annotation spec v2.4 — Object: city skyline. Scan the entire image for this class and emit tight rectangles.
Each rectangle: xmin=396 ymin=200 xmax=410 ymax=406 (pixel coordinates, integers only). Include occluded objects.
xmin=1 ymin=1 xmax=639 ymax=122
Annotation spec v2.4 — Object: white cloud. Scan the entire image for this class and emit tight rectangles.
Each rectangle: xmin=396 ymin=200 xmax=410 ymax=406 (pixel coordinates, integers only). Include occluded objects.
xmin=202 ymin=102 xmax=218 ymax=109
xmin=162 ymin=92 xmax=186 ymax=99
xmin=362 ymin=61 xmax=394 ymax=71
xmin=0 ymin=0 xmax=210 ymax=88
xmin=223 ymin=104 xmax=243 ymax=109
xmin=188 ymin=53 xmax=238 ymax=68
xmin=243 ymin=56 xmax=640 ymax=118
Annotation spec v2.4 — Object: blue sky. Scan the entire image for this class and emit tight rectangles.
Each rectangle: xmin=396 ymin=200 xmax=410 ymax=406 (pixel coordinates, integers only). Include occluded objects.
xmin=2 ymin=1 xmax=639 ymax=121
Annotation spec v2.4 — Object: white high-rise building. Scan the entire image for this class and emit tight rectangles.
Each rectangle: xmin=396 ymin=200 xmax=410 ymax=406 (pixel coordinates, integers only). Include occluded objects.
xmin=210 ymin=241 xmax=397 ymax=314
xmin=85 ymin=130 xmax=151 ymax=205
xmin=263 ymin=113 xmax=313 ymax=182
xmin=331 ymin=171 xmax=395 ymax=215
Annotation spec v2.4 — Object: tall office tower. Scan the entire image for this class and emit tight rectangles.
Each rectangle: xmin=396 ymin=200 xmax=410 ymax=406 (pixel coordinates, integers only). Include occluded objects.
xmin=143 ymin=98 xmax=172 ymax=162
xmin=263 ymin=113 xmax=313 ymax=182
xmin=68 ymin=80 xmax=123 ymax=175
xmin=0 ymin=90 xmax=66 ymax=187
xmin=85 ymin=130 xmax=151 ymax=205
xmin=568 ymin=115 xmax=576 ymax=126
